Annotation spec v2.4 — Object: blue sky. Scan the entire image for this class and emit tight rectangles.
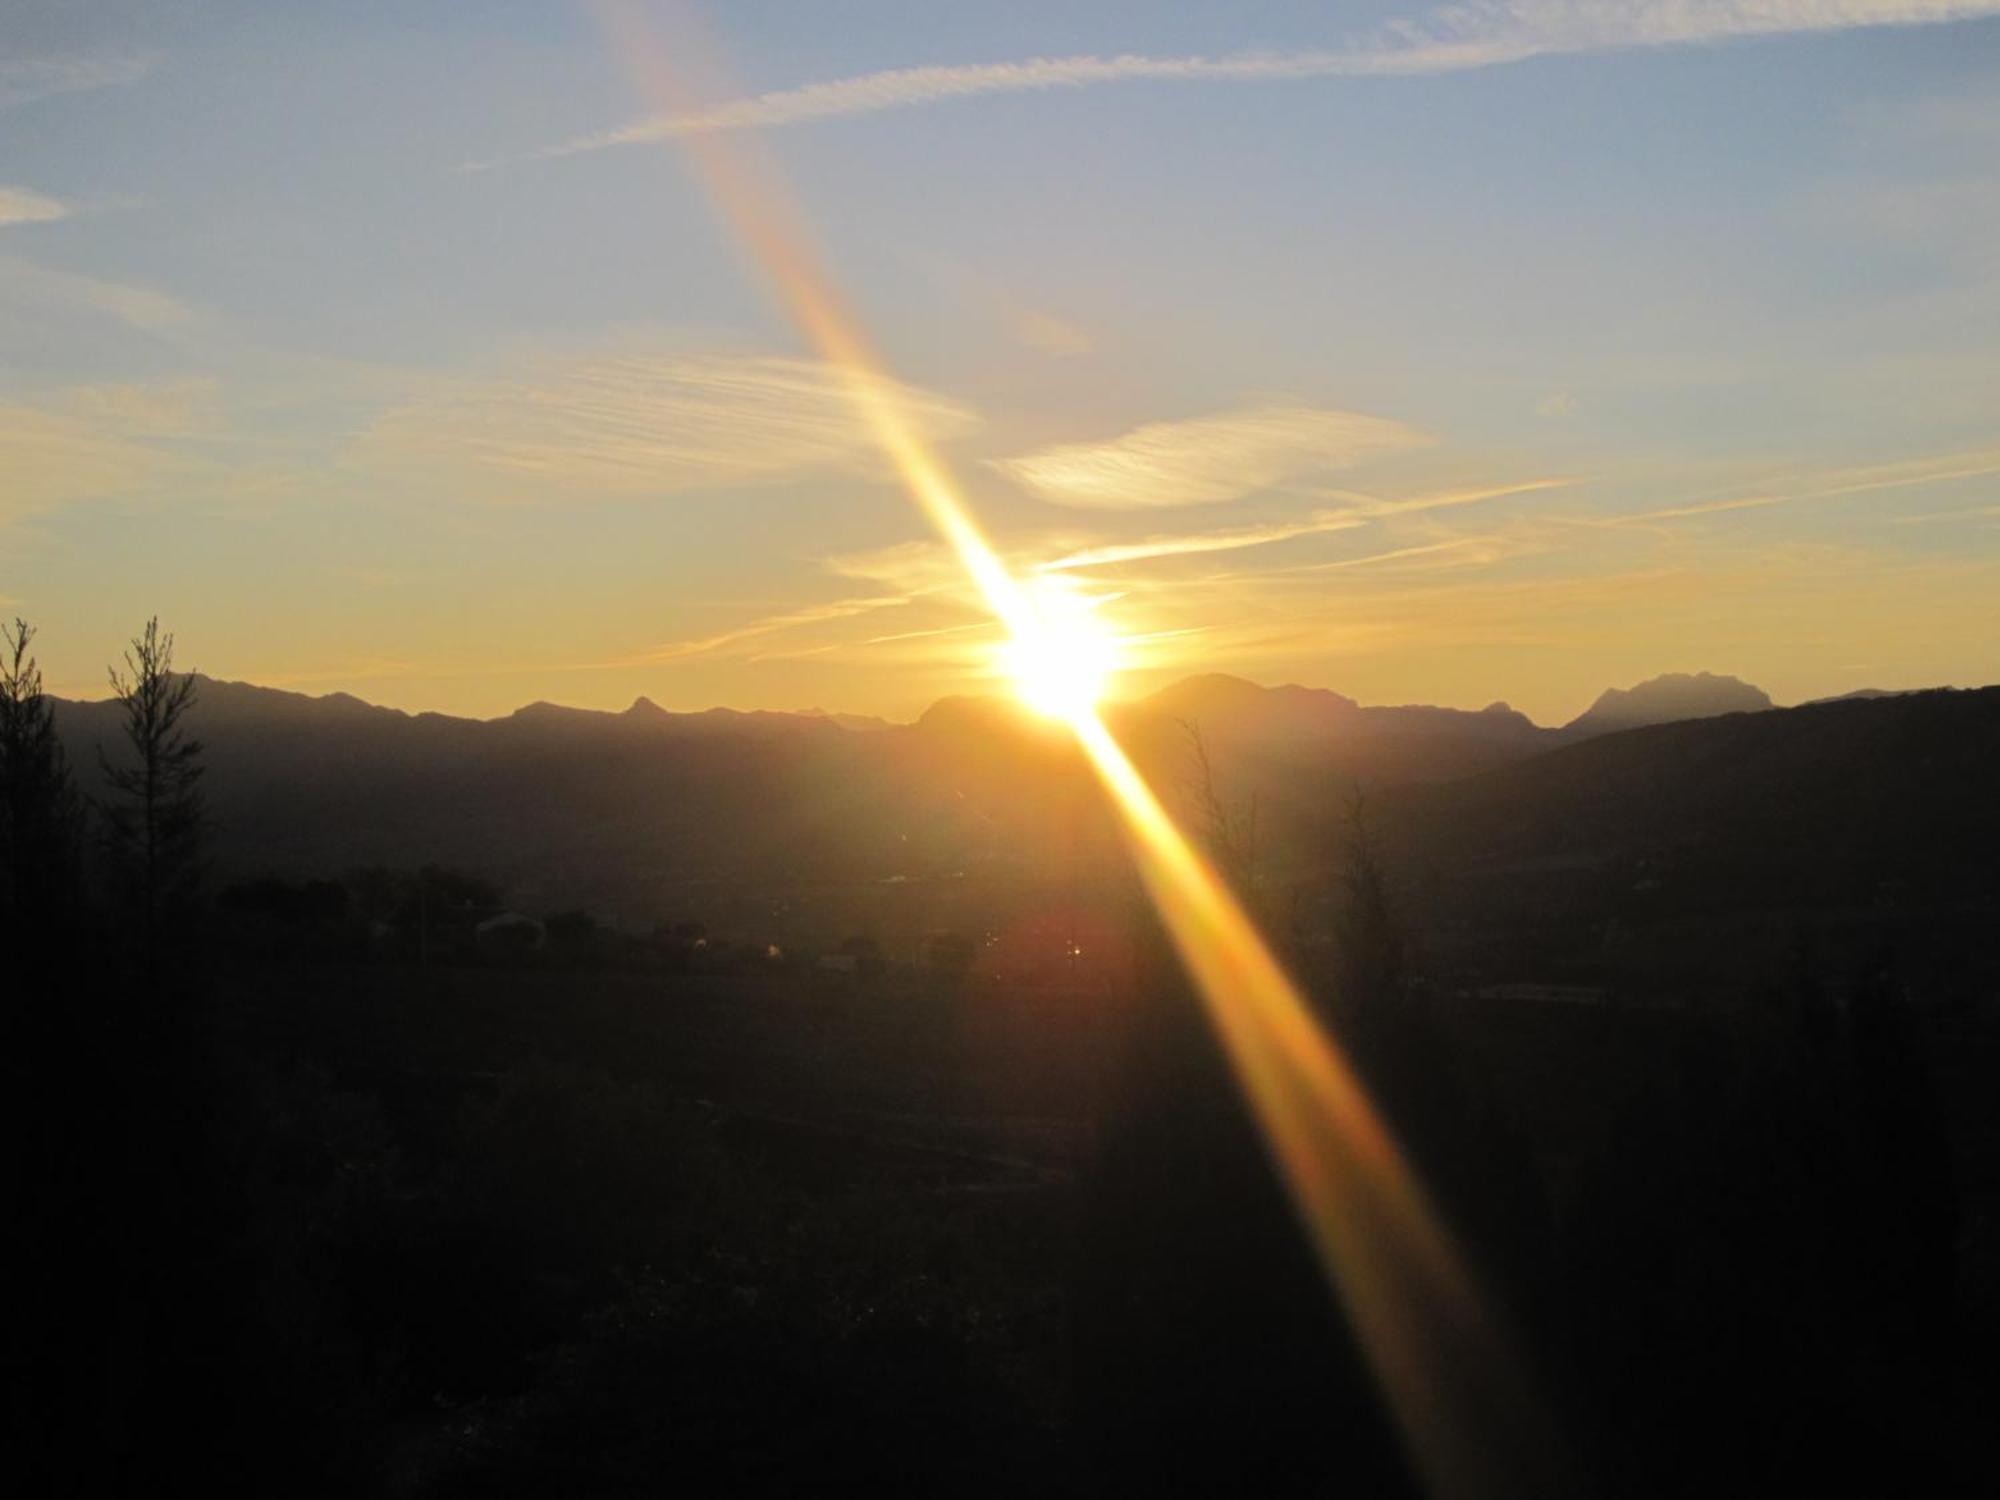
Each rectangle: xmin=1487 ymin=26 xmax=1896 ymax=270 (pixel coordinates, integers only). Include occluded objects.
xmin=4 ymin=1 xmax=1997 ymax=721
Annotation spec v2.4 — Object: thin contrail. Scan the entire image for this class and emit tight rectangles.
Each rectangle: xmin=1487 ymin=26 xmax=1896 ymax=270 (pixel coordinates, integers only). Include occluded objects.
xmin=481 ymin=1 xmax=2000 ymax=168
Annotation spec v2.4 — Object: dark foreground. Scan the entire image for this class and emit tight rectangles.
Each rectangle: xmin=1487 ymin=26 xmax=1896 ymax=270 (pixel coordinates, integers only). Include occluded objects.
xmin=12 ymin=943 xmax=1999 ymax=1497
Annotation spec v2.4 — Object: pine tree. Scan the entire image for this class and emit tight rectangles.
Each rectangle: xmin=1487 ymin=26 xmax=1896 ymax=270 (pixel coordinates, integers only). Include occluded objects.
xmin=0 ymin=617 xmax=82 ymax=940
xmin=100 ymin=618 xmax=205 ymax=965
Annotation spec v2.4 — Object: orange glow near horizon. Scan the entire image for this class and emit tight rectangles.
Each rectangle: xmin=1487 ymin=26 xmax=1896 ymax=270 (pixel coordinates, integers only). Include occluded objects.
xmin=598 ymin=5 xmax=1557 ymax=1492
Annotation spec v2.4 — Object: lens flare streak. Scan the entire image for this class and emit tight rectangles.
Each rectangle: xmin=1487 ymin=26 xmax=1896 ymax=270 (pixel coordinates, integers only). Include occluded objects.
xmin=596 ymin=5 xmax=1553 ymax=1492
xmin=1067 ymin=710 xmax=1537 ymax=1499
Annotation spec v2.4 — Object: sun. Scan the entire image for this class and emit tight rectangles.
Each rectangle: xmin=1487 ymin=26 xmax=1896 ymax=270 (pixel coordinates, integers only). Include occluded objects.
xmin=1003 ymin=578 xmax=1124 ymax=721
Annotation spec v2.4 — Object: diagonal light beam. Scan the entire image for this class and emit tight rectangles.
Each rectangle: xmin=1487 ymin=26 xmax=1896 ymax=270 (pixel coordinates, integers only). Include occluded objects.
xmin=591 ymin=6 xmax=1563 ymax=1493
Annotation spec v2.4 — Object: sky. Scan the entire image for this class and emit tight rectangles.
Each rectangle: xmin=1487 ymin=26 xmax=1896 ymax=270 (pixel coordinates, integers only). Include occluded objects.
xmin=3 ymin=0 xmax=1998 ymax=725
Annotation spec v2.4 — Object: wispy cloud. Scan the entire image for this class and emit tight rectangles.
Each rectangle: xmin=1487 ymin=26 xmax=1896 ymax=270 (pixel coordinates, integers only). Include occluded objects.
xmin=350 ymin=351 xmax=977 ymax=501
xmin=751 ymin=476 xmax=1570 ymax=674
xmin=0 ymin=187 xmax=69 ymax=227
xmin=611 ymin=594 xmax=914 ymax=665
xmin=1294 ymin=534 xmax=1529 ymax=574
xmin=900 ymin=250 xmax=1096 ymax=357
xmin=1596 ymin=494 xmax=1787 ymax=525
xmin=1891 ymin=502 xmax=2000 ymax=524
xmin=0 ymin=255 xmax=195 ymax=331
xmin=586 ymin=533 xmax=1015 ymax=669
xmin=1592 ymin=449 xmax=2000 ymax=527
xmin=574 ymin=441 xmax=1994 ymax=696
xmin=0 ymin=55 xmax=153 ymax=111
xmin=997 ymin=405 xmax=1428 ymax=510
xmin=1779 ymin=449 xmax=2000 ymax=503
xmin=861 ymin=619 xmax=994 ymax=649
xmin=0 ymin=379 xmax=217 ymax=525
xmin=507 ymin=2 xmax=2000 ymax=162
xmin=823 ymin=538 xmax=976 ymax=596
xmin=1035 ymin=478 xmax=1568 ymax=569
xmin=1324 ymin=476 xmax=1577 ymax=520
xmin=1040 ymin=511 xmax=1369 ymax=571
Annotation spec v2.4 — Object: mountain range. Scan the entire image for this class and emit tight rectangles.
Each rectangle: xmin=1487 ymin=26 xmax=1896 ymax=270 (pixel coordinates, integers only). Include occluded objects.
xmin=47 ymin=668 xmax=1995 ymax=971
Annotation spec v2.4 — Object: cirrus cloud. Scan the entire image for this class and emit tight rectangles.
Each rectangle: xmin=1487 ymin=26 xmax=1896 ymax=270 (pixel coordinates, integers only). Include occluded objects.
xmin=0 ymin=186 xmax=69 ymax=227
xmin=0 ymin=255 xmax=195 ymax=331
xmin=1038 ymin=477 xmax=1570 ymax=568
xmin=350 ymin=351 xmax=977 ymax=501
xmin=0 ymin=379 xmax=218 ymax=525
xmin=500 ymin=1 xmax=2000 ymax=164
xmin=995 ymin=405 xmax=1428 ymax=510
xmin=0 ymin=56 xmax=153 ymax=111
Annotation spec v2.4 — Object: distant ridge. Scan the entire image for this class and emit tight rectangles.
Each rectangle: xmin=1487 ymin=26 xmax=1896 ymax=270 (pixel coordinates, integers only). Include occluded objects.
xmin=46 ymin=667 xmax=1998 ymax=915
xmin=1139 ymin=673 xmax=1359 ymax=733
xmin=1805 ymin=687 xmax=1916 ymax=705
xmin=1563 ymin=671 xmax=1772 ymax=736
xmin=70 ymin=667 xmax=1948 ymax=747
xmin=796 ymin=707 xmax=896 ymax=733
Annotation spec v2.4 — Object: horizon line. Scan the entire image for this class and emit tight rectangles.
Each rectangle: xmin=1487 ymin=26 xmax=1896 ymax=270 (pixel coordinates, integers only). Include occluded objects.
xmin=41 ymin=664 xmax=1969 ymax=733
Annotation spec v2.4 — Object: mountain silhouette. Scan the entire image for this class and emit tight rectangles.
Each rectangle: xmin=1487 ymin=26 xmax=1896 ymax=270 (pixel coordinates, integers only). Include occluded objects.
xmin=1563 ymin=671 xmax=1773 ymax=735
xmin=50 ymin=667 xmax=1977 ymax=917
xmin=1805 ymin=687 xmax=1914 ymax=705
xmin=1387 ymin=685 xmax=2000 ymax=995
xmin=1141 ymin=672 xmax=1359 ymax=728
xmin=796 ymin=707 xmax=896 ymax=732
xmin=1130 ymin=672 xmax=1550 ymax=774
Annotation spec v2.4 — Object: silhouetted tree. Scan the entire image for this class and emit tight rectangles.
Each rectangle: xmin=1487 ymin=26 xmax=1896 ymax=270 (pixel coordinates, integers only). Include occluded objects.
xmin=99 ymin=618 xmax=205 ymax=967
xmin=0 ymin=617 xmax=82 ymax=945
xmin=1327 ymin=782 xmax=1405 ymax=1011
xmin=2 ymin=624 xmax=99 ymax=1492
xmin=1179 ymin=718 xmax=1259 ymax=904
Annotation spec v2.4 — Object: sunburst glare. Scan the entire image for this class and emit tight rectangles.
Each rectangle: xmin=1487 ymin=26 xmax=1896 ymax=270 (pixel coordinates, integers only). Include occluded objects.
xmin=1002 ymin=577 xmax=1125 ymax=719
